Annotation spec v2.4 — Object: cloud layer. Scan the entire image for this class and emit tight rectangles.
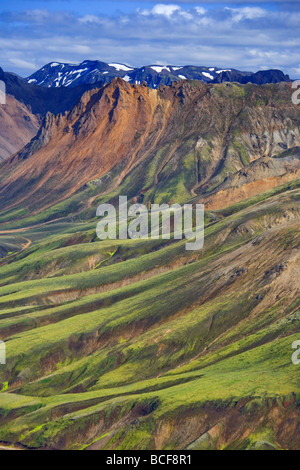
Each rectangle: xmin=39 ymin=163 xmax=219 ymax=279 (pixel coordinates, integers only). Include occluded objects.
xmin=0 ymin=2 xmax=299 ymax=78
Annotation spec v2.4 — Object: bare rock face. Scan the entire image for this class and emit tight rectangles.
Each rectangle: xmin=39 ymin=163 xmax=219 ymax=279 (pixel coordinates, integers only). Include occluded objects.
xmin=0 ymin=79 xmax=299 ymax=216
xmin=200 ymin=152 xmax=300 ymax=210
xmin=0 ymin=78 xmax=173 ymax=210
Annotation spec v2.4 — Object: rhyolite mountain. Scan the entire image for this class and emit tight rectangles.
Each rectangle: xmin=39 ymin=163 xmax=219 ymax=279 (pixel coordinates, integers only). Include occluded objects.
xmin=0 ymin=62 xmax=291 ymax=162
xmin=0 ymin=78 xmax=299 ymax=218
xmin=0 ymin=78 xmax=300 ymax=451
xmin=26 ymin=60 xmax=291 ymax=89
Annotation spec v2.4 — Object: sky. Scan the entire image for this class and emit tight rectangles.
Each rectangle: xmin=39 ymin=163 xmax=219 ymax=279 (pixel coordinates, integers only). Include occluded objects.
xmin=0 ymin=1 xmax=299 ymax=78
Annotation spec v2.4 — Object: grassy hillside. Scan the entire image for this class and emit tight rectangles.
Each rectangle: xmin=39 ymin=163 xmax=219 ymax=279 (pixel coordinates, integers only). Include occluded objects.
xmin=0 ymin=180 xmax=299 ymax=450
xmin=0 ymin=79 xmax=299 ymax=450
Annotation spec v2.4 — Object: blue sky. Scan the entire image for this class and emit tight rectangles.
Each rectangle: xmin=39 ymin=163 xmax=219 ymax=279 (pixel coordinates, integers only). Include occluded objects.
xmin=1 ymin=1 xmax=299 ymax=78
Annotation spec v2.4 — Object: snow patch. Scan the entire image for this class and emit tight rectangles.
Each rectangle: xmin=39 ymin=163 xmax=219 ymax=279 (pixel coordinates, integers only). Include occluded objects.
xmin=151 ymin=66 xmax=170 ymax=73
xmin=202 ymin=72 xmax=214 ymax=80
xmin=109 ymin=63 xmax=133 ymax=72
xmin=69 ymin=68 xmax=88 ymax=75
xmin=216 ymin=69 xmax=231 ymax=74
xmin=178 ymin=75 xmax=187 ymax=80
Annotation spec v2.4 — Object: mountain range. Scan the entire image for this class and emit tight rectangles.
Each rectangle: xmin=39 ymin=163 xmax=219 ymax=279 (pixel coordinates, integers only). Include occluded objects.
xmin=0 ymin=61 xmax=292 ymax=162
xmin=26 ymin=60 xmax=291 ymax=89
xmin=1 ymin=77 xmax=299 ymax=217
xmin=0 ymin=63 xmax=299 ymax=450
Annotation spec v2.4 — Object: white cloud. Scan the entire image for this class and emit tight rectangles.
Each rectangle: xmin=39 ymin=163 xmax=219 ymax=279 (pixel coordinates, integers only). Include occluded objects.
xmin=1 ymin=4 xmax=299 ymax=79
xmin=79 ymin=15 xmax=101 ymax=24
xmin=9 ymin=58 xmax=37 ymax=70
xmin=151 ymin=4 xmax=181 ymax=18
xmin=195 ymin=7 xmax=206 ymax=16
xmin=292 ymin=66 xmax=300 ymax=77
xmin=48 ymin=43 xmax=91 ymax=55
xmin=139 ymin=4 xmax=204 ymax=21
xmin=226 ymin=7 xmax=267 ymax=23
xmin=141 ymin=4 xmax=195 ymax=19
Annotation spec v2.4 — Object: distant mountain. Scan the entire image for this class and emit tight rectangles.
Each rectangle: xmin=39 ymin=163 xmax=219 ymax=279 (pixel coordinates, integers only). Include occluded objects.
xmin=0 ymin=67 xmax=40 ymax=161
xmin=1 ymin=67 xmax=101 ymax=116
xmin=26 ymin=60 xmax=291 ymax=89
xmin=0 ymin=66 xmax=104 ymax=160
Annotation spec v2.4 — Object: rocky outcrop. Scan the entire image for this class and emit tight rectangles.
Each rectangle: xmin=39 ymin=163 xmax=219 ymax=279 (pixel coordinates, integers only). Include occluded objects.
xmin=0 ymin=80 xmax=299 ymax=217
xmin=200 ymin=151 xmax=300 ymax=209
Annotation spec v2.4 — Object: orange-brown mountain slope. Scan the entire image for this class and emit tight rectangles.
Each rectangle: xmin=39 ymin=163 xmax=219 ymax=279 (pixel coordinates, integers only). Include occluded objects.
xmin=0 ymin=79 xmax=299 ymax=217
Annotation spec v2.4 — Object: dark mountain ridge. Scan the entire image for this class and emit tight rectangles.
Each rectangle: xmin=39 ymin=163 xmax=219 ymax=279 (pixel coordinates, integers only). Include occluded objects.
xmin=0 ymin=66 xmax=102 ymax=116
xmin=25 ymin=60 xmax=291 ymax=89
xmin=0 ymin=66 xmax=105 ymax=161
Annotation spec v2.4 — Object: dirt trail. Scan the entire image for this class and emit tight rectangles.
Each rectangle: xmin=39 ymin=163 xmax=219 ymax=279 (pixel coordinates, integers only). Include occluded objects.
xmin=21 ymin=237 xmax=32 ymax=251
xmin=0 ymin=235 xmax=31 ymax=265
xmin=0 ymin=216 xmax=68 ymax=233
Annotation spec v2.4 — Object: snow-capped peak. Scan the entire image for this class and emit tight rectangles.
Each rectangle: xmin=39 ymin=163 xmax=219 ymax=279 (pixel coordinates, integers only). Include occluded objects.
xmin=108 ymin=63 xmax=134 ymax=72
xmin=216 ymin=69 xmax=232 ymax=74
xmin=25 ymin=61 xmax=290 ymax=90
xmin=150 ymin=66 xmax=171 ymax=73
